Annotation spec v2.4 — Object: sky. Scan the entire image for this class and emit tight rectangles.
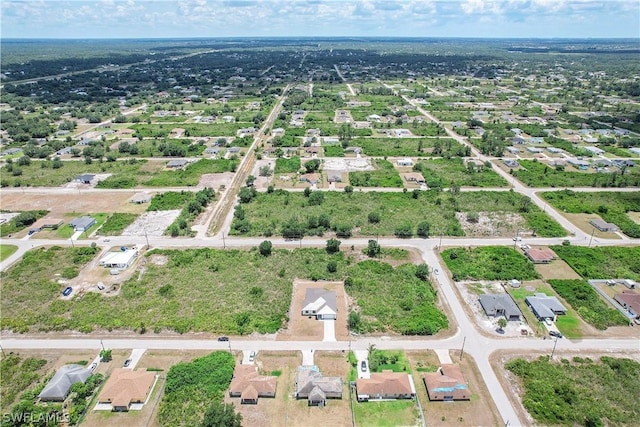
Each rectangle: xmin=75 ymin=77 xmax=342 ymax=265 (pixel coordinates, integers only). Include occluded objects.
xmin=1 ymin=0 xmax=639 ymax=39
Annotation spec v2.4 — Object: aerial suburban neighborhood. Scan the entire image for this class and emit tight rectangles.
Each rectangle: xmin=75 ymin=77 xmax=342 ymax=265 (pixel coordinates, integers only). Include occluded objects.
xmin=1 ymin=2 xmax=639 ymax=427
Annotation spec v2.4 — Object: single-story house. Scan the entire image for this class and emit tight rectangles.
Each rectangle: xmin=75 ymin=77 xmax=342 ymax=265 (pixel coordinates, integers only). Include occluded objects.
xmin=512 ymin=136 xmax=527 ymax=145
xmin=204 ymin=147 xmax=221 ymax=155
xmin=55 ymin=147 xmax=73 ymax=156
xmin=567 ymin=158 xmax=590 ymax=170
xmin=525 ymin=294 xmax=567 ymax=320
xmin=237 ymin=127 xmax=257 ymax=137
xmin=503 ymin=159 xmax=519 ymax=168
xmin=227 ymin=146 xmax=241 ymax=154
xmin=97 ymin=369 xmax=156 ymax=412
xmin=228 ymin=365 xmax=277 ymax=404
xmin=593 ymin=158 xmax=612 ymax=167
xmin=272 ymin=128 xmax=285 ymax=137
xmin=322 ymin=137 xmax=340 ymax=145
xmin=304 ymin=146 xmax=320 ymax=156
xmin=397 ymin=158 xmax=413 ymax=167
xmin=70 ymin=215 xmax=96 ymax=232
xmin=590 ymin=219 xmax=619 ymax=232
xmin=74 ymin=174 xmax=95 ymax=184
xmin=39 ymin=365 xmax=91 ymax=402
xmin=328 ymin=175 xmax=342 ymax=183
xmin=100 ymin=248 xmax=138 ymax=269
xmin=129 ymin=193 xmax=151 ymax=204
xmin=29 ymin=218 xmax=64 ymax=233
xmin=524 ymin=247 xmax=557 ymax=264
xmin=546 ymin=147 xmax=563 ymax=154
xmin=478 ymin=294 xmax=522 ymax=321
xmin=505 ymin=146 xmax=520 ymax=154
xmin=166 ymin=159 xmax=188 ymax=168
xmin=583 ymin=146 xmax=605 ymax=155
xmin=423 ymin=364 xmax=470 ymax=401
xmin=629 ymin=147 xmax=640 ymax=155
xmin=614 ymin=291 xmax=640 ymax=319
xmin=526 ymin=146 xmax=543 ymax=154
xmin=295 ymin=366 xmax=342 ymax=406
xmin=344 ymin=146 xmax=362 ymax=155
xmin=300 ymin=173 xmax=321 ymax=186
xmin=1 ymin=147 xmax=23 ymax=156
xmin=404 ymin=172 xmax=425 ymax=185
xmin=301 ymin=288 xmax=337 ymax=320
xmin=356 ymin=371 xmax=416 ymax=402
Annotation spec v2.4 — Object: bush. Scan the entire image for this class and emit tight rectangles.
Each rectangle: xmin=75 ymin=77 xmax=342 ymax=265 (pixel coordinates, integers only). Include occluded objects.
xmin=326 ymin=238 xmax=341 ymax=254
xmin=415 ymin=264 xmax=430 ymax=280
xmin=368 ymin=211 xmax=381 ymax=224
xmin=258 ymin=240 xmax=272 ymax=256
xmin=395 ymin=224 xmax=413 ymax=238
xmin=366 ymin=240 xmax=381 ymax=257
xmin=327 ymin=260 xmax=337 ymax=273
xmin=416 ymin=221 xmax=431 ymax=238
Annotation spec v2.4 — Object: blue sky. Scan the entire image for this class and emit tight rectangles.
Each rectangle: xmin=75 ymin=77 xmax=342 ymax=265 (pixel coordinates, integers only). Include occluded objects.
xmin=2 ymin=0 xmax=639 ymax=39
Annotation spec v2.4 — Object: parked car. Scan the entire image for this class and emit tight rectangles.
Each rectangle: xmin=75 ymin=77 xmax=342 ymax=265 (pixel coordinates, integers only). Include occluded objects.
xmin=89 ymin=362 xmax=97 ymax=371
xmin=123 ymin=359 xmax=132 ymax=367
xmin=544 ymin=318 xmax=553 ymax=326
xmin=361 ymin=361 xmax=367 ymax=372
xmin=513 ymin=236 xmax=522 ymax=242
xmin=217 ymin=336 xmax=229 ymax=342
xmin=549 ymin=331 xmax=563 ymax=338
xmin=249 ymin=351 xmax=256 ymax=362
xmin=62 ymin=287 xmax=73 ymax=296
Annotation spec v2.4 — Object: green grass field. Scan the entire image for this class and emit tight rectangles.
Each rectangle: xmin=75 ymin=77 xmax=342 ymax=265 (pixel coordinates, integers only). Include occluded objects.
xmin=551 ymin=245 xmax=640 ymax=281
xmin=0 ymin=247 xmax=447 ymax=336
xmin=230 ymin=190 xmax=564 ymax=238
xmin=514 ymin=160 xmax=640 ymax=188
xmin=0 ymin=245 xmax=18 ymax=262
xmin=99 ymin=213 xmax=138 ymax=236
xmin=353 ymin=400 xmax=419 ymax=427
xmin=414 ymin=158 xmax=508 ymax=188
xmin=349 ymin=159 xmax=403 ymax=187
xmin=442 ymin=246 xmax=540 ymax=281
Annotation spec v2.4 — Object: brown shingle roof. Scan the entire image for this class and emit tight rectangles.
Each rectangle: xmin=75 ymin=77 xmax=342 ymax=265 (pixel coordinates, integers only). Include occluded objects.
xmin=356 ymin=371 xmax=412 ymax=397
xmin=229 ymin=365 xmax=277 ymax=399
xmin=423 ymin=364 xmax=470 ymax=401
xmin=524 ymin=247 xmax=557 ymax=263
xmin=98 ymin=369 xmax=155 ymax=408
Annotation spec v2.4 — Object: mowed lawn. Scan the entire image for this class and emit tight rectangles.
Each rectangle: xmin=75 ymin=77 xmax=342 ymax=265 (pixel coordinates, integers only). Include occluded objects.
xmin=0 ymin=245 xmax=18 ymax=261
xmin=231 ymin=190 xmax=565 ymax=237
xmin=1 ymin=247 xmax=447 ymax=336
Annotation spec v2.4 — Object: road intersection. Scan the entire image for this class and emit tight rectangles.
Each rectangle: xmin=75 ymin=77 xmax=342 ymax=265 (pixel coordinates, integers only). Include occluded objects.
xmin=1 ymin=90 xmax=638 ymax=427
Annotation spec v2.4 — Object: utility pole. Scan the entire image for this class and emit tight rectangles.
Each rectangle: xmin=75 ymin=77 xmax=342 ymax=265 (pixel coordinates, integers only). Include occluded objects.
xmin=439 ymin=231 xmax=443 ymax=249
xmin=460 ymin=336 xmax=466 ymax=361
xmin=100 ymin=339 xmax=105 ymax=351
xmin=144 ymin=231 xmax=149 ymax=248
xmin=222 ymin=233 xmax=226 ymax=249
xmin=513 ymin=230 xmax=520 ymax=249
xmin=70 ymin=238 xmax=75 ymax=248
xmin=550 ymin=335 xmax=559 ymax=360
xmin=588 ymin=227 xmax=595 ymax=248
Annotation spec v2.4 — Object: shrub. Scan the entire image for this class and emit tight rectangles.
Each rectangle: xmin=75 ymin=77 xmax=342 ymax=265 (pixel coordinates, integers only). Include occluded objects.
xmin=416 ymin=221 xmax=431 ymax=238
xmin=366 ymin=240 xmax=381 ymax=257
xmin=327 ymin=261 xmax=337 ymax=273
xmin=326 ymin=238 xmax=341 ymax=254
xmin=258 ymin=240 xmax=272 ymax=256
xmin=368 ymin=211 xmax=381 ymax=224
xmin=395 ymin=224 xmax=413 ymax=238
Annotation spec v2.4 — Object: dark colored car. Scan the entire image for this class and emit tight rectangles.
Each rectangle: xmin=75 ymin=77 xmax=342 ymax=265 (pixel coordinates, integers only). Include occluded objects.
xmin=549 ymin=331 xmax=563 ymax=338
xmin=123 ymin=359 xmax=132 ymax=367
xmin=218 ymin=336 xmax=229 ymax=342
xmin=361 ymin=361 xmax=367 ymax=372
xmin=62 ymin=287 xmax=73 ymax=296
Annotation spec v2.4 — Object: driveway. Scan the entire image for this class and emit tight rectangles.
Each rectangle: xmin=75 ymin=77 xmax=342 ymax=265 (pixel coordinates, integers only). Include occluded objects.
xmin=125 ymin=348 xmax=146 ymax=369
xmin=353 ymin=350 xmax=370 ymax=379
xmin=322 ymin=319 xmax=336 ymax=342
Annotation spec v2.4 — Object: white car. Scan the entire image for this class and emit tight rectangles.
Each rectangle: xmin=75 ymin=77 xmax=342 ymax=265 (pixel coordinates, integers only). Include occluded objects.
xmin=544 ymin=318 xmax=553 ymax=326
xmin=249 ymin=351 xmax=256 ymax=362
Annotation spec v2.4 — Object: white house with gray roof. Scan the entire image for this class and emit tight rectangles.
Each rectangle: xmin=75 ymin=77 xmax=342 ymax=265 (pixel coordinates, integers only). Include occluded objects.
xmin=479 ymin=294 xmax=522 ymax=321
xmin=302 ymin=289 xmax=337 ymax=320
xmin=525 ymin=294 xmax=567 ymax=320
xmin=39 ymin=364 xmax=91 ymax=402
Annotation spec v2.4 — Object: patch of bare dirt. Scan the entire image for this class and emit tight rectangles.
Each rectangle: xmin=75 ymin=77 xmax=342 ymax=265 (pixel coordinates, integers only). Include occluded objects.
xmin=456 ymin=211 xmax=525 ymax=237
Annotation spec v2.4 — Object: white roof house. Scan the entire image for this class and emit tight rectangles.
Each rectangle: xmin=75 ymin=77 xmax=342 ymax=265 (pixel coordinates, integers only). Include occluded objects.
xmin=397 ymin=158 xmax=413 ymax=167
xmin=583 ymin=146 xmax=605 ymax=155
xmin=100 ymin=249 xmax=138 ymax=269
xmin=301 ymin=289 xmax=337 ymax=320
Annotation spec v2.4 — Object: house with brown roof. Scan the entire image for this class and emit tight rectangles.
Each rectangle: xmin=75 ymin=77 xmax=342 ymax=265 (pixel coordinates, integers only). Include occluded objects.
xmin=228 ymin=364 xmax=277 ymax=404
xmin=355 ymin=371 xmax=416 ymax=402
xmin=97 ymin=369 xmax=156 ymax=412
xmin=614 ymin=291 xmax=640 ymax=320
xmin=403 ymin=172 xmax=425 ymax=185
xmin=295 ymin=366 xmax=342 ymax=406
xmin=524 ymin=247 xmax=557 ymax=264
xmin=423 ymin=364 xmax=470 ymax=401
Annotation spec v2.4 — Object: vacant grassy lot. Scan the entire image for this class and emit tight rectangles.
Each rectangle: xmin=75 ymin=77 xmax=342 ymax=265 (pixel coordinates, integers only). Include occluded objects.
xmin=350 ymin=137 xmax=461 ymax=157
xmin=414 ymin=158 xmax=508 ymax=188
xmin=140 ymin=159 xmax=238 ymax=187
xmin=353 ymin=400 xmax=419 ymax=427
xmin=274 ymin=156 xmax=301 ymax=174
xmin=551 ymin=245 xmax=640 ymax=281
xmin=349 ymin=159 xmax=403 ymax=187
xmin=0 ymin=247 xmax=447 ymax=336
xmin=548 ymin=279 xmax=629 ymax=329
xmin=98 ymin=213 xmax=138 ymax=235
xmin=131 ymin=122 xmax=246 ymax=138
xmin=514 ymin=160 xmax=640 ymax=188
xmin=0 ymin=244 xmax=18 ymax=261
xmin=0 ymin=354 xmax=48 ymax=411
xmin=0 ymin=159 xmax=146 ymax=187
xmin=506 ymin=356 xmax=640 ymax=426
xmin=230 ymin=190 xmax=564 ymax=238
xmin=541 ymin=190 xmax=640 ymax=238
xmin=442 ymin=247 xmax=540 ymax=281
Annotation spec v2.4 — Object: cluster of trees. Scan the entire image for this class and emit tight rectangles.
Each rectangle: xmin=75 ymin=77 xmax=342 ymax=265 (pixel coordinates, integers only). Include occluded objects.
xmin=167 ymin=187 xmax=215 ymax=237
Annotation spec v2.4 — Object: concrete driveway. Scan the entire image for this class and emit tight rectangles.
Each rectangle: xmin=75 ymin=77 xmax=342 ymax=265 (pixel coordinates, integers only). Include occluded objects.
xmin=125 ymin=348 xmax=146 ymax=369
xmin=322 ymin=319 xmax=336 ymax=342
xmin=353 ymin=350 xmax=370 ymax=379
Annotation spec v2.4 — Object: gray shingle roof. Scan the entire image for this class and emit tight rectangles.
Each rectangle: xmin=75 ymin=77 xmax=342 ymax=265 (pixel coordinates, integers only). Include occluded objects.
xmin=39 ymin=364 xmax=91 ymax=401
